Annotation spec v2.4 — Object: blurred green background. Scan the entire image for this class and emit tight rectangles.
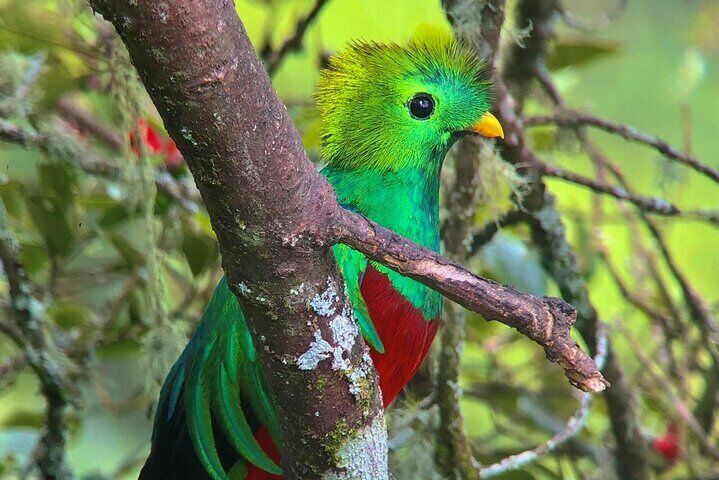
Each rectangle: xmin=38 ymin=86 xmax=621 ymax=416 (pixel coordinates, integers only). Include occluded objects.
xmin=0 ymin=0 xmax=717 ymax=479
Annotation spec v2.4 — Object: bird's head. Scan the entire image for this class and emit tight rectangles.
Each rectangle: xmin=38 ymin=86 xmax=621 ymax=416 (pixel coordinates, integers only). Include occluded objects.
xmin=316 ymin=35 xmax=503 ymax=171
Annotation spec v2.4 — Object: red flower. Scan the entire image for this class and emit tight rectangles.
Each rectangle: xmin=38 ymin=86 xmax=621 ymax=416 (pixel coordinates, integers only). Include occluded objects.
xmin=130 ymin=119 xmax=162 ymax=155
xmin=129 ymin=119 xmax=184 ymax=170
xmin=163 ymin=139 xmax=184 ymax=171
xmin=653 ymin=421 xmax=680 ymax=464
xmin=142 ymin=120 xmax=163 ymax=154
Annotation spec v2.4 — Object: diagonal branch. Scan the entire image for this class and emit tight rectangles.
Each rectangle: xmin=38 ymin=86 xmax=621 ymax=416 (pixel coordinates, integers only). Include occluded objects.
xmin=332 ymin=210 xmax=608 ymax=393
xmin=529 ymin=160 xmax=719 ymax=225
xmin=479 ymin=332 xmax=608 ymax=478
xmin=525 ymin=110 xmax=719 ymax=184
xmin=261 ymin=0 xmax=330 ymax=76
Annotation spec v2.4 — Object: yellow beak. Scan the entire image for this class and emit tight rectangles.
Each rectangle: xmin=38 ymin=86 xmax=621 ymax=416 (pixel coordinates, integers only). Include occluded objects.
xmin=469 ymin=112 xmax=504 ymax=139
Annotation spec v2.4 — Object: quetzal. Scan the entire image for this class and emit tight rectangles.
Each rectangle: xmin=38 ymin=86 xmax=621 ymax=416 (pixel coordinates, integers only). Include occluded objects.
xmin=140 ymin=35 xmax=502 ymax=480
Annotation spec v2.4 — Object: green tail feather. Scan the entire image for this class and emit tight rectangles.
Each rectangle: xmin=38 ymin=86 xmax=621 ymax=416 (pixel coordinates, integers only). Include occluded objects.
xmin=185 ymin=345 xmax=229 ymax=480
xmin=154 ymin=244 xmax=386 ymax=477
xmin=213 ymin=324 xmax=282 ymax=474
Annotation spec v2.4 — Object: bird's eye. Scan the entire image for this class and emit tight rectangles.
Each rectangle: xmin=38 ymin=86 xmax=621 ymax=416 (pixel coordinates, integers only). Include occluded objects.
xmin=408 ymin=93 xmax=435 ymax=120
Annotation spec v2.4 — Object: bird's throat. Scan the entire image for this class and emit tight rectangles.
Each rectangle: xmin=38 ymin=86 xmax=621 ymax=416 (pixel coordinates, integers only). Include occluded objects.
xmin=323 ymin=163 xmax=441 ymax=249
xmin=322 ymin=160 xmax=443 ymax=320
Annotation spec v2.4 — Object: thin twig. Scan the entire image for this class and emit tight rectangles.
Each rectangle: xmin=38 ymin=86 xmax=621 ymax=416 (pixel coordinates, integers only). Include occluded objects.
xmin=262 ymin=0 xmax=329 ymax=76
xmin=615 ymin=322 xmax=719 ymax=460
xmin=528 ymin=160 xmax=719 ymax=225
xmin=597 ymin=248 xmax=679 ymax=337
xmin=57 ymin=97 xmax=124 ymax=150
xmin=468 ymin=209 xmax=524 ymax=255
xmin=479 ymin=332 xmax=608 ymax=478
xmin=525 ymin=110 xmax=719 ymax=184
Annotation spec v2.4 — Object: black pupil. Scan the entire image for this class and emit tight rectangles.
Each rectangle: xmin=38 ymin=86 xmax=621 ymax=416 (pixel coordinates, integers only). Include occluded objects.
xmin=409 ymin=94 xmax=434 ymax=120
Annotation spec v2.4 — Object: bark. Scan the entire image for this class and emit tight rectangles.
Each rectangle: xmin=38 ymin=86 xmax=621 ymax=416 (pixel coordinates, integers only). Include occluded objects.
xmin=88 ymin=1 xmax=385 ymax=478
xmin=0 ymin=204 xmax=74 ymax=480
xmin=88 ymin=0 xmax=604 ymax=477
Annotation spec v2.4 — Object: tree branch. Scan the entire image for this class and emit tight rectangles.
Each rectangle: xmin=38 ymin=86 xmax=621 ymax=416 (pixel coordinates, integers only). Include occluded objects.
xmin=468 ymin=209 xmax=524 ymax=255
xmin=332 ymin=211 xmax=607 ymax=393
xmin=444 ymin=0 xmax=653 ymax=477
xmin=88 ymin=0 xmax=605 ymax=477
xmin=88 ymin=1 xmax=385 ymax=478
xmin=262 ymin=0 xmax=329 ymax=76
xmin=529 ymin=160 xmax=719 ymax=225
xmin=525 ymin=110 xmax=719 ymax=184
xmin=0 ymin=203 xmax=74 ymax=480
xmin=479 ymin=332 xmax=608 ymax=478
xmin=435 ymin=138 xmax=483 ymax=480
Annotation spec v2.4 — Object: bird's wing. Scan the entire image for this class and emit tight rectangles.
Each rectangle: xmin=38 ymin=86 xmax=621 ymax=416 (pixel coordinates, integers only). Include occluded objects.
xmin=333 ymin=243 xmax=385 ymax=353
xmin=143 ymin=278 xmax=282 ymax=480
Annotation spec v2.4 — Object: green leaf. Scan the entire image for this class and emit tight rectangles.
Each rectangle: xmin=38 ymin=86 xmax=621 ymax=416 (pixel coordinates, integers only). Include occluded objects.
xmin=25 ymin=193 xmax=75 ymax=256
xmin=480 ymin=233 xmax=548 ymax=296
xmin=37 ymin=162 xmax=78 ymax=210
xmin=547 ymin=38 xmax=622 ymax=71
xmin=182 ymin=222 xmax=217 ymax=276
xmin=19 ymin=241 xmax=48 ymax=276
xmin=48 ymin=302 xmax=91 ymax=329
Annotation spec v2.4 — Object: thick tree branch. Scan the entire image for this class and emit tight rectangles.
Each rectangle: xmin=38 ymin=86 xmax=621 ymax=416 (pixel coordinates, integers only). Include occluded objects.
xmin=88 ymin=1 xmax=385 ymax=478
xmin=87 ymin=0 xmax=605 ymax=477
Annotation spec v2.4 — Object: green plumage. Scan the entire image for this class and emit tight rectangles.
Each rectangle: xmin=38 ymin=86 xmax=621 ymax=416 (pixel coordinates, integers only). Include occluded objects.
xmin=142 ymin=34 xmax=494 ymax=480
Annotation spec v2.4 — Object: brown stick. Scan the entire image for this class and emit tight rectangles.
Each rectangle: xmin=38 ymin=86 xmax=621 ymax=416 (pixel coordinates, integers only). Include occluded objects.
xmin=529 ymin=160 xmax=719 ymax=225
xmin=332 ymin=211 xmax=607 ymax=393
xmin=262 ymin=0 xmax=329 ymax=76
xmin=525 ymin=110 xmax=719 ymax=184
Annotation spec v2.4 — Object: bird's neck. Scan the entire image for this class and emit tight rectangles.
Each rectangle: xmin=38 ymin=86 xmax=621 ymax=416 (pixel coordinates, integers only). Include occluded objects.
xmin=322 ymin=160 xmax=443 ymax=320
xmin=322 ymin=163 xmax=441 ymax=251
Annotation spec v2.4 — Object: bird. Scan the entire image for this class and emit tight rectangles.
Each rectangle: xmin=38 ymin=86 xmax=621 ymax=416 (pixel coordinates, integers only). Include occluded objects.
xmin=139 ymin=34 xmax=503 ymax=480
